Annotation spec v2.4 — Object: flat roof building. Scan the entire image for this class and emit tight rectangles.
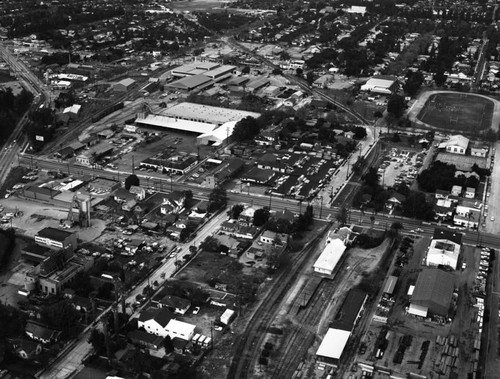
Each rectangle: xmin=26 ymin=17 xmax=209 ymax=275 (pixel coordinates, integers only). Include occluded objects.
xmin=316 ymin=328 xmax=351 ymax=367
xmin=360 ymin=75 xmax=399 ymax=95
xmin=35 ymin=227 xmax=77 ymax=251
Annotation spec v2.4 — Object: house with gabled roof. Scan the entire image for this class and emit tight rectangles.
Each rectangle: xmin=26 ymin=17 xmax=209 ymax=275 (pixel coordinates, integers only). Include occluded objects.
xmin=156 ymin=295 xmax=191 ymax=315
xmin=25 ymin=321 xmax=61 ymax=344
xmin=137 ymin=307 xmax=174 ymax=337
xmin=160 ymin=191 xmax=186 ymax=215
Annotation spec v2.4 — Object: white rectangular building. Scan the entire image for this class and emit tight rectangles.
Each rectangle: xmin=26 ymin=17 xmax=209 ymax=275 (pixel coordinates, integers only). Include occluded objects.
xmin=165 ymin=319 xmax=196 ymax=341
xmin=316 ymin=328 xmax=351 ymax=367
xmin=313 ymin=239 xmax=346 ymax=275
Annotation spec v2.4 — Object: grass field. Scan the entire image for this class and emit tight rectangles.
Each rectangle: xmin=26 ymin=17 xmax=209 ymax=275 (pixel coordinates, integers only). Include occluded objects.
xmin=416 ymin=93 xmax=494 ymax=132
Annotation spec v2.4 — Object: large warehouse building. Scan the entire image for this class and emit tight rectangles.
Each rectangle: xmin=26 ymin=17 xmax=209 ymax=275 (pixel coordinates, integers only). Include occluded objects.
xmin=360 ymin=75 xmax=399 ymax=95
xmin=316 ymin=289 xmax=368 ymax=368
xmin=167 ymin=62 xmax=236 ymax=92
xmin=135 ymin=102 xmax=260 ymax=146
xmin=408 ymin=268 xmax=454 ymax=318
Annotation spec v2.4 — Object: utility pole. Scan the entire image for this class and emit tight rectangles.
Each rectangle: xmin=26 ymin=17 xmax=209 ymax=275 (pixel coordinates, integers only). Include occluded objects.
xmin=346 ymin=160 xmax=350 ymax=180
xmin=132 ymin=156 xmax=135 ymax=174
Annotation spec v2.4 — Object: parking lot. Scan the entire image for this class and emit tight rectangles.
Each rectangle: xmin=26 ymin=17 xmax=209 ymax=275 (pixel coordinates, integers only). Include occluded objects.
xmin=378 ymin=146 xmax=429 ymax=189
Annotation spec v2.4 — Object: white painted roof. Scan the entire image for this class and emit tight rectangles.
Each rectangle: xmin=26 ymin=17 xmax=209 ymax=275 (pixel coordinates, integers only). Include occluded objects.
xmin=316 ymin=328 xmax=351 ymax=359
xmin=313 ymin=239 xmax=346 ymax=273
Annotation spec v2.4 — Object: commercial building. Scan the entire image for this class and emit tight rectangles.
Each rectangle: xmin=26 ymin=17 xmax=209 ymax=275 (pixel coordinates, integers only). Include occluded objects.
xmin=35 ymin=227 xmax=78 ymax=251
xmin=164 ymin=319 xmax=196 ymax=341
xmin=25 ymin=249 xmax=94 ymax=295
xmin=360 ymin=75 xmax=399 ymax=95
xmin=316 ymin=328 xmax=351 ymax=367
xmin=23 ymin=185 xmax=61 ymax=202
xmin=113 ymin=78 xmax=136 ymax=92
xmin=438 ymin=134 xmax=469 ymax=155
xmin=313 ymin=239 xmax=347 ymax=275
xmin=75 ymin=144 xmax=114 ymax=167
xmin=409 ymin=268 xmax=454 ymax=318
xmin=425 ymin=229 xmax=461 ymax=270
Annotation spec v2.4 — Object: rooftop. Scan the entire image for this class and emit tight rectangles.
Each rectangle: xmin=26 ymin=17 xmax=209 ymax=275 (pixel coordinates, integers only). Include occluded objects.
xmin=36 ymin=227 xmax=73 ymax=241
xmin=330 ymin=289 xmax=368 ymax=332
xmin=162 ymin=102 xmax=260 ymax=125
xmin=412 ymin=268 xmax=454 ymax=309
xmin=316 ymin=328 xmax=351 ymax=360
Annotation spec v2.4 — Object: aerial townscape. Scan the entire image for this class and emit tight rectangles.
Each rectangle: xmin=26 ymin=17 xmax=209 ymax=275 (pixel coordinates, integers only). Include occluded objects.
xmin=1 ymin=0 xmax=500 ymax=379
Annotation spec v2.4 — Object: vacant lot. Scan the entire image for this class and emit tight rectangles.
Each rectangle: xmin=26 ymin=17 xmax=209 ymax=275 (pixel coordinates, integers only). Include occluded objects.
xmin=417 ymin=93 xmax=493 ymax=132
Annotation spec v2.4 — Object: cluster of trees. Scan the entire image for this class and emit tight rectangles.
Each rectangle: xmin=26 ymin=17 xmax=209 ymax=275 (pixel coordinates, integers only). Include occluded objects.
xmin=208 ymin=187 xmax=227 ymax=213
xmin=25 ymin=107 xmax=57 ymax=152
xmin=197 ymin=12 xmax=258 ymax=32
xmin=0 ymin=87 xmax=33 ymax=143
xmin=418 ymin=161 xmax=480 ymax=193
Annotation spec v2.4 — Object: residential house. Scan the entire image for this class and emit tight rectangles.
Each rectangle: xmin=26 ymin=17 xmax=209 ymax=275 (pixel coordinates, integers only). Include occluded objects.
xmin=215 ymin=234 xmax=242 ymax=257
xmin=257 ymin=153 xmax=287 ymax=173
xmin=114 ymin=188 xmax=136 ymax=203
xmin=156 ymin=295 xmax=191 ymax=315
xmin=128 ymin=330 xmax=164 ymax=350
xmin=271 ymin=208 xmax=296 ymax=224
xmin=25 ymin=321 xmax=61 ymax=344
xmin=465 ymin=187 xmax=476 ymax=199
xmin=160 ymin=191 xmax=186 ymax=215
xmin=129 ymin=185 xmax=146 ymax=201
xmin=122 ymin=199 xmax=137 ymax=212
xmin=12 ymin=339 xmax=42 ymax=360
xmin=435 ymin=189 xmax=449 ymax=200
xmin=172 ymin=338 xmax=189 ymax=354
xmin=386 ymin=193 xmax=406 ymax=210
xmin=238 ymin=207 xmax=257 ymax=226
xmin=434 ymin=199 xmax=454 ymax=221
xmin=451 ymin=185 xmax=462 ymax=197
xmin=454 ymin=200 xmax=481 ymax=228
xmin=260 ymin=230 xmax=289 ymax=246
xmin=137 ymin=307 xmax=174 ymax=337
xmin=470 ymin=142 xmax=488 ymax=157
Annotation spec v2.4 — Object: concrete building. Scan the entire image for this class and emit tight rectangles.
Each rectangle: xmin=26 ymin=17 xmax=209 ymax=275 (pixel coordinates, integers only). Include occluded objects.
xmin=35 ymin=227 xmax=77 ymax=251
xmin=164 ymin=319 xmax=196 ymax=341
xmin=425 ymin=238 xmax=461 ymax=270
xmin=75 ymin=144 xmax=113 ymax=167
xmin=409 ymin=268 xmax=454 ymax=317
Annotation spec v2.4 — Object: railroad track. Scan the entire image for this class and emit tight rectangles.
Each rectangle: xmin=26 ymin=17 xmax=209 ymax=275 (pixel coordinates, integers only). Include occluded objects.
xmin=270 ymin=257 xmax=367 ymax=378
xmin=227 ymin=223 xmax=332 ymax=379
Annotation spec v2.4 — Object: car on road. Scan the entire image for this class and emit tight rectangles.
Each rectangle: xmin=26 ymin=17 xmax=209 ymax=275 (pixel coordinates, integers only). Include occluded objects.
xmin=192 ymin=306 xmax=200 ymax=315
xmin=491 ymin=216 xmax=495 ymax=222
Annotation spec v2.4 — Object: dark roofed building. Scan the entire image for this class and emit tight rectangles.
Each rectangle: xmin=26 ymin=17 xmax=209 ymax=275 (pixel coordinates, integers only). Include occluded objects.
xmin=410 ymin=268 xmax=454 ymax=317
xmin=433 ymin=227 xmax=463 ymax=245
xmin=128 ymin=330 xmax=164 ymax=350
xmin=25 ymin=321 xmax=61 ymax=344
xmin=138 ymin=307 xmax=174 ymax=329
xmin=330 ymin=289 xmax=368 ymax=332
xmin=23 ymin=185 xmax=61 ymax=202
xmin=156 ymin=295 xmax=191 ymax=315
xmin=35 ymin=227 xmax=78 ymax=251
xmin=21 ymin=244 xmax=54 ymax=263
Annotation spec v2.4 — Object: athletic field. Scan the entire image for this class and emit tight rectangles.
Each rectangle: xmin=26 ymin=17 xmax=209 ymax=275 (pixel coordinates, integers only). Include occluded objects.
xmin=416 ymin=93 xmax=493 ymax=132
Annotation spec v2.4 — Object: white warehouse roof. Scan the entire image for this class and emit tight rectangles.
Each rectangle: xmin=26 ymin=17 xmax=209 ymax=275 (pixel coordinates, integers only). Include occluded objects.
xmin=165 ymin=319 xmax=196 ymax=340
xmin=313 ymin=239 xmax=346 ymax=275
xmin=136 ymin=114 xmax=217 ymax=135
xmin=316 ymin=328 xmax=351 ymax=360
xmin=162 ymin=102 xmax=261 ymax=125
xmin=426 ymin=239 xmax=461 ymax=270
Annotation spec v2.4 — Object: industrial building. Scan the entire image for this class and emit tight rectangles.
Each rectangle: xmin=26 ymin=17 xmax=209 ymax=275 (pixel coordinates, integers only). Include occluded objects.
xmin=135 ymin=102 xmax=260 ymax=146
xmin=408 ymin=268 xmax=455 ymax=318
xmin=75 ymin=144 xmax=114 ymax=166
xmin=167 ymin=62 xmax=235 ymax=92
xmin=360 ymin=75 xmax=399 ymax=95
xmin=113 ymin=78 xmax=136 ymax=92
xmin=34 ymin=227 xmax=78 ymax=251
xmin=316 ymin=289 xmax=368 ymax=367
xmin=313 ymin=238 xmax=347 ymax=275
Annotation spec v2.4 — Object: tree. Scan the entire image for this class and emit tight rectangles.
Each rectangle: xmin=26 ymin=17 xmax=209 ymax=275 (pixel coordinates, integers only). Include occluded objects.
xmin=208 ymin=186 xmax=227 ymax=212
xmin=241 ymin=66 xmax=250 ymax=74
xmin=306 ymin=71 xmax=315 ymax=85
xmin=200 ymin=236 xmax=219 ymax=252
xmin=272 ymin=68 xmax=283 ymax=75
xmin=88 ymin=328 xmax=106 ymax=354
xmin=433 ymin=69 xmax=447 ymax=86
xmin=125 ymin=174 xmax=140 ymax=190
xmin=363 ymin=167 xmax=379 ymax=188
xmin=387 ymin=95 xmax=406 ymax=118
xmin=401 ymin=191 xmax=435 ymax=221
xmin=230 ymin=204 xmax=244 ymax=219
xmin=336 ymin=207 xmax=348 ymax=225
xmin=253 ymin=207 xmax=270 ymax=227
xmin=231 ymin=116 xmax=260 ymax=142
xmin=164 ymin=335 xmax=174 ymax=353
xmin=183 ymin=190 xmax=193 ymax=208
xmin=353 ymin=126 xmax=367 ymax=140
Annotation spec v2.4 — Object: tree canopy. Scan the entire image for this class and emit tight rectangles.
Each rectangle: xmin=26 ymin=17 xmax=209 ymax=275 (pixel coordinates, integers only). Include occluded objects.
xmin=387 ymin=94 xmax=406 ymax=118
xmin=125 ymin=174 xmax=140 ymax=190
